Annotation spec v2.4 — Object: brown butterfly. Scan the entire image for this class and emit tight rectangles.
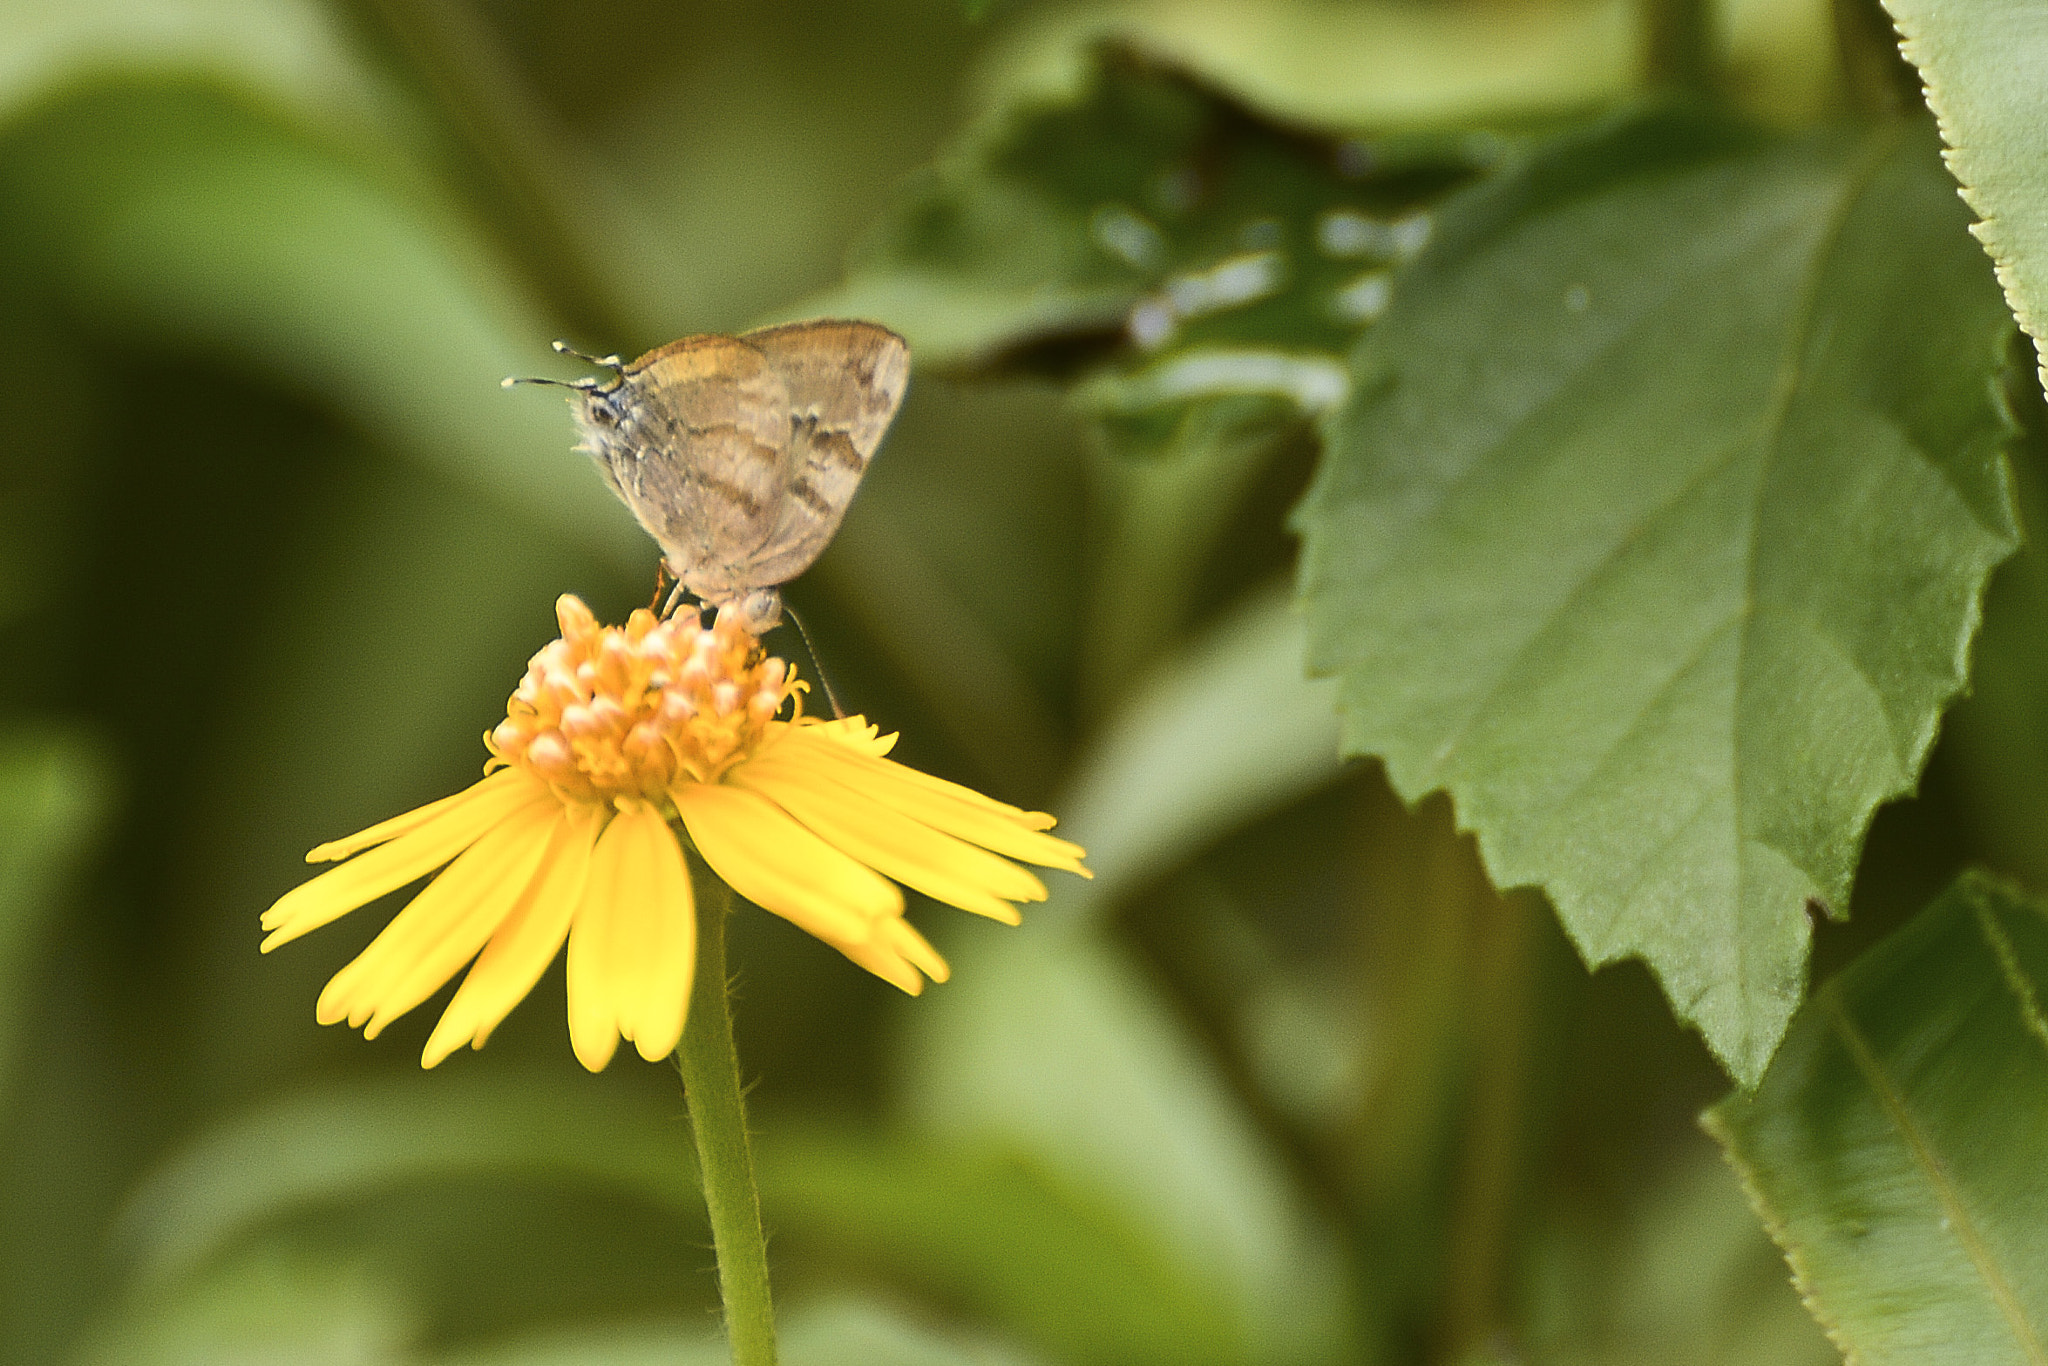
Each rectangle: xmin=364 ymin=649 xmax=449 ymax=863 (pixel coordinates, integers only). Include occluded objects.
xmin=513 ymin=320 xmax=909 ymax=633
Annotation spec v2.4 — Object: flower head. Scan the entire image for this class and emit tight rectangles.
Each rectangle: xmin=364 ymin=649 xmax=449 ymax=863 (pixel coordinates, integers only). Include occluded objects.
xmin=261 ymin=595 xmax=1087 ymax=1071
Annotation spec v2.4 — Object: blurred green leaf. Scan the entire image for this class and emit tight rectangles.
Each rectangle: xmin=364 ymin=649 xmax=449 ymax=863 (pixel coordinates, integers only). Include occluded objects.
xmin=983 ymin=0 xmax=1644 ymax=140
xmin=1705 ymin=870 xmax=2048 ymax=1362
xmin=74 ymin=1248 xmax=419 ymax=1366
xmin=1523 ymin=1145 xmax=1834 ymax=1366
xmin=903 ymin=926 xmax=1356 ymax=1366
xmin=0 ymin=0 xmax=397 ymax=131
xmin=1884 ymin=0 xmax=2048 ymax=398
xmin=117 ymin=1075 xmax=694 ymax=1282
xmin=1055 ymin=581 xmax=1340 ymax=913
xmin=804 ymin=47 xmax=1487 ymax=371
xmin=0 ymin=727 xmax=108 ymax=1109
xmin=1294 ymin=109 xmax=2018 ymax=1084
xmin=899 ymin=588 xmax=1357 ymax=1366
xmin=759 ymin=1127 xmax=1234 ymax=1366
xmin=0 ymin=80 xmax=637 ymax=569
xmin=432 ymin=1297 xmax=1039 ymax=1366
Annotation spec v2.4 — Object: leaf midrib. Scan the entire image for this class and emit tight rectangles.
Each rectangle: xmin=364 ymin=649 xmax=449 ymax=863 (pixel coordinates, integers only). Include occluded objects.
xmin=1823 ymin=980 xmax=2048 ymax=1364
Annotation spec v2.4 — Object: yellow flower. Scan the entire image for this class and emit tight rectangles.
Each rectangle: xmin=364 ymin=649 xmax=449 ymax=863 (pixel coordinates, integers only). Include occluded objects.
xmin=260 ymin=595 xmax=1087 ymax=1071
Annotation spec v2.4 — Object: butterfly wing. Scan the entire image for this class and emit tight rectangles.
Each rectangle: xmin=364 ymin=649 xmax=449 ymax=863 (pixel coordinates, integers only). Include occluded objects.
xmin=599 ymin=334 xmax=793 ymax=597
xmin=735 ymin=320 xmax=909 ymax=586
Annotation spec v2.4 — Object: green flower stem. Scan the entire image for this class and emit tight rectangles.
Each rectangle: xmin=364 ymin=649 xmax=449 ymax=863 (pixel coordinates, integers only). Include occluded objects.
xmin=674 ymin=868 xmax=778 ymax=1366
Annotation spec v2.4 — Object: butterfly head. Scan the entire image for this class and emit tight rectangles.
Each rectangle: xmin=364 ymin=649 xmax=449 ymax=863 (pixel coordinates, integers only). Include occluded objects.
xmin=710 ymin=586 xmax=784 ymax=636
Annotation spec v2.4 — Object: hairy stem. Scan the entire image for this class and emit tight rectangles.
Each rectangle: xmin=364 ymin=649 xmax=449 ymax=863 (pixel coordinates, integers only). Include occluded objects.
xmin=675 ymin=870 xmax=778 ymax=1366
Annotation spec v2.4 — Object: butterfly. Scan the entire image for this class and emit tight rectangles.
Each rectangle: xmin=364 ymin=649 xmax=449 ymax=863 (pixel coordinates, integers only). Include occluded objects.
xmin=513 ymin=320 xmax=910 ymax=633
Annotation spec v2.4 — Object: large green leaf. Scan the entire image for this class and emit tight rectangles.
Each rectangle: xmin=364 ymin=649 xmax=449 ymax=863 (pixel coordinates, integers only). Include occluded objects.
xmin=1705 ymin=871 xmax=2048 ymax=1362
xmin=1884 ymin=0 xmax=2048 ymax=398
xmin=1293 ymin=110 xmax=2019 ymax=1084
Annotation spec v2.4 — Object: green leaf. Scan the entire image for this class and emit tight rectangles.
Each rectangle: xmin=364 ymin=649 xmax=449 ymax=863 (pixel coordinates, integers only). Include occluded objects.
xmin=74 ymin=1249 xmax=420 ymax=1366
xmin=802 ymin=47 xmax=1487 ymax=371
xmin=0 ymin=0 xmax=396 ymax=132
xmin=116 ymin=1075 xmax=696 ymax=1282
xmin=1293 ymin=109 xmax=2019 ymax=1084
xmin=430 ymin=1298 xmax=1036 ymax=1366
xmin=1704 ymin=871 xmax=2048 ymax=1362
xmin=1052 ymin=581 xmax=1342 ymax=916
xmin=898 ymin=589 xmax=1356 ymax=1366
xmin=758 ymin=1128 xmax=1240 ymax=1366
xmin=1884 ymin=0 xmax=2048 ymax=398
xmin=0 ymin=82 xmax=639 ymax=570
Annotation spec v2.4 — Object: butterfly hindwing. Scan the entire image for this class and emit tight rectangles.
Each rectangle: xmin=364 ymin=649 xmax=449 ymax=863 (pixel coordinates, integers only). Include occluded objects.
xmin=738 ymin=321 xmax=908 ymax=585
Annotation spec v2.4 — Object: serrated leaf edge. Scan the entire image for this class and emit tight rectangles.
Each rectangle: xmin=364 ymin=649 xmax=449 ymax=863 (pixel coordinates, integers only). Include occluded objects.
xmin=1886 ymin=5 xmax=2048 ymax=397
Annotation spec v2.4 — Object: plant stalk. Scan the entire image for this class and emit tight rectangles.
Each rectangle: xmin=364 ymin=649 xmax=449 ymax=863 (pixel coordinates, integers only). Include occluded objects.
xmin=1642 ymin=0 xmax=1716 ymax=93
xmin=675 ymin=869 xmax=778 ymax=1366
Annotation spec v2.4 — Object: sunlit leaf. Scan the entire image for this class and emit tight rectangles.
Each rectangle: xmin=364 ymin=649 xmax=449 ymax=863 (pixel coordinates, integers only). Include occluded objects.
xmin=1884 ymin=0 xmax=2048 ymax=398
xmin=1705 ymin=871 xmax=2048 ymax=1363
xmin=0 ymin=0 xmax=394 ymax=131
xmin=988 ymin=0 xmax=1644 ymax=132
xmin=1294 ymin=109 xmax=2018 ymax=1084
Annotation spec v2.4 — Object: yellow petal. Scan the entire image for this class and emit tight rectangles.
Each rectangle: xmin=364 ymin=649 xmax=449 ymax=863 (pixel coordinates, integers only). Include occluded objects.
xmin=421 ymin=806 xmax=600 ymax=1068
xmin=729 ymin=762 xmax=1041 ymax=923
xmin=315 ymin=797 xmax=559 ymax=1038
xmin=744 ymin=734 xmax=1088 ymax=874
xmin=827 ymin=916 xmax=951 ymax=994
xmin=792 ymin=715 xmax=897 ymax=757
xmin=306 ymin=768 xmax=530 ymax=862
xmin=674 ymin=783 xmax=900 ymax=942
xmin=608 ymin=803 xmax=697 ymax=1062
xmin=261 ymin=771 xmax=554 ymax=951
xmin=566 ymin=813 xmax=633 ymax=1071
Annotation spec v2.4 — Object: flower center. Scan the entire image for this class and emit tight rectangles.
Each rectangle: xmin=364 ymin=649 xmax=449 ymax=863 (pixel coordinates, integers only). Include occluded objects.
xmin=487 ymin=594 xmax=800 ymax=804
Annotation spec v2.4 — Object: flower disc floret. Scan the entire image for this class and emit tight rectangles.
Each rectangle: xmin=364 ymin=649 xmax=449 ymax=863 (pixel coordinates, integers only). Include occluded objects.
xmin=489 ymin=596 xmax=799 ymax=802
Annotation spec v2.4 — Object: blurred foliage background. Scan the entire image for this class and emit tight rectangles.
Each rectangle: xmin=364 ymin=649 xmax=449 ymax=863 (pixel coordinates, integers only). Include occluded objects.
xmin=2 ymin=0 xmax=2044 ymax=1362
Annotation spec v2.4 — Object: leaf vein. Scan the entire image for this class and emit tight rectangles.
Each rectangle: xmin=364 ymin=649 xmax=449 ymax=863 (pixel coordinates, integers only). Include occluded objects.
xmin=1824 ymin=982 xmax=2048 ymax=1363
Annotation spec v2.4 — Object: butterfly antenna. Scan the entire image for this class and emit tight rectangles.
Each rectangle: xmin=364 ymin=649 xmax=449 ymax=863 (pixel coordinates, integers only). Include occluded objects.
xmin=500 ymin=374 xmax=605 ymax=391
xmin=501 ymin=341 xmax=627 ymax=391
xmin=551 ymin=340 xmax=626 ymax=373
xmin=782 ymin=605 xmax=847 ymax=720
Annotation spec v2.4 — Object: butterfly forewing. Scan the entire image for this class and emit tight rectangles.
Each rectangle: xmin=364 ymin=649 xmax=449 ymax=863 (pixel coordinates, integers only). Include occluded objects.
xmin=609 ymin=336 xmax=793 ymax=595
xmin=738 ymin=321 xmax=909 ymax=585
